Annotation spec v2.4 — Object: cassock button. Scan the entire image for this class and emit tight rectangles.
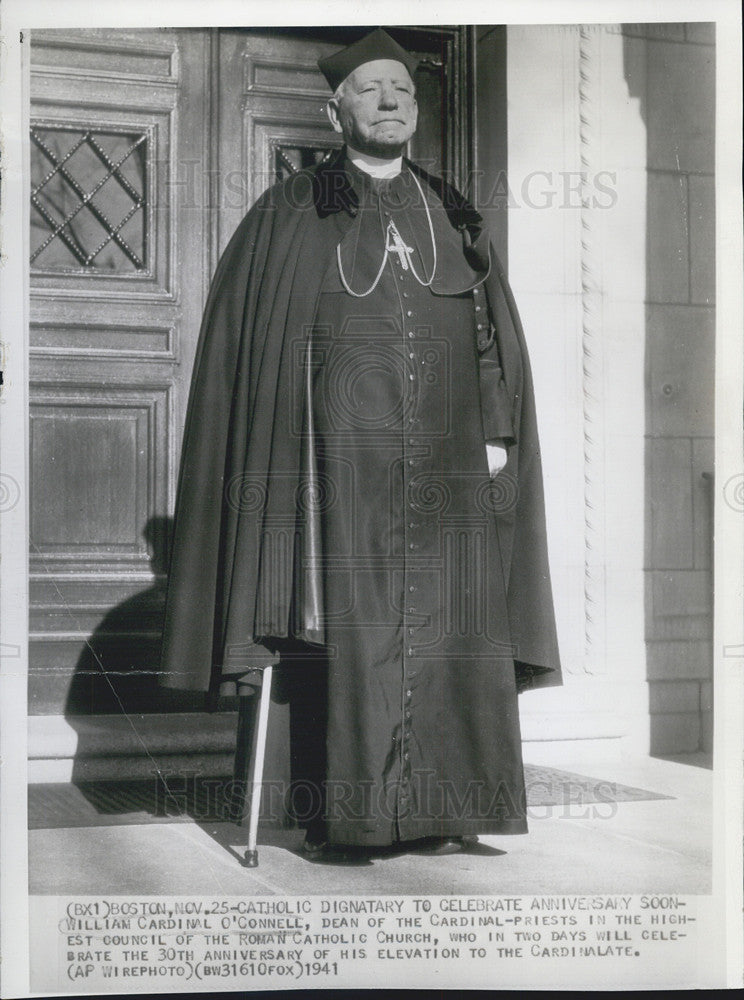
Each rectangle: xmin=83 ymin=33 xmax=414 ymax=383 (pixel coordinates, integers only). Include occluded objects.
xmin=406 ymin=310 xmax=413 ymax=317
xmin=405 ymin=709 xmax=412 ymax=718
xmin=475 ymin=305 xmax=482 ymax=312
xmin=407 ymin=649 xmax=413 ymax=657
xmin=408 ymin=352 xmax=414 ymax=360
xmin=409 ymin=586 xmax=416 ymax=592
xmin=408 ymin=373 xmax=415 ymax=381
xmin=404 ymin=752 xmax=410 ymax=761
xmin=406 ymin=689 xmax=412 ymax=699
xmin=473 ymin=287 xmax=480 ymax=296
xmin=407 ymin=331 xmax=414 ymax=338
xmin=476 ymin=323 xmax=484 ymax=331
xmin=408 ymin=459 xmax=415 ymax=466
xmin=408 ymin=628 xmax=415 ymax=635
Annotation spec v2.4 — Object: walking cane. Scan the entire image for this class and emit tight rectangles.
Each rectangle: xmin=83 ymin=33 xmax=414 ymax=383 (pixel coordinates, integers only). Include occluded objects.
xmin=242 ymin=664 xmax=273 ymax=868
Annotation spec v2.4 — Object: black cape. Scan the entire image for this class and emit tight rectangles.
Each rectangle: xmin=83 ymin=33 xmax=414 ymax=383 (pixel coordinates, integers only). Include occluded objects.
xmin=160 ymin=151 xmax=561 ymax=695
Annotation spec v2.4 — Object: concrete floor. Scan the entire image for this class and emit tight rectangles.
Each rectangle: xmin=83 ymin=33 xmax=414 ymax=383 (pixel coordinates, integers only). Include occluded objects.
xmin=29 ymin=743 xmax=712 ymax=897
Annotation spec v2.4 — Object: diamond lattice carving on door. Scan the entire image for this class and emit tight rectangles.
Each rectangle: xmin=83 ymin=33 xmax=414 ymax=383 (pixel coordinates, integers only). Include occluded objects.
xmin=30 ymin=125 xmax=147 ymax=272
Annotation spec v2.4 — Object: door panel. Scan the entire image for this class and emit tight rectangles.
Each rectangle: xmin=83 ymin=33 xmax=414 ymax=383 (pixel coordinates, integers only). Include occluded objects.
xmin=28 ymin=26 xmax=469 ymax=718
xmin=28 ymin=28 xmax=207 ymax=714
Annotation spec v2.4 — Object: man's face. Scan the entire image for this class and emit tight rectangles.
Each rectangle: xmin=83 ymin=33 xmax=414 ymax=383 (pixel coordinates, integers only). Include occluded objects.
xmin=327 ymin=59 xmax=418 ymax=159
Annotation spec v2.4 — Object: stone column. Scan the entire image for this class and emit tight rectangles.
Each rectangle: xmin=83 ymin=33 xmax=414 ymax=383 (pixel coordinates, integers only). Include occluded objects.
xmin=505 ymin=24 xmax=649 ymax=748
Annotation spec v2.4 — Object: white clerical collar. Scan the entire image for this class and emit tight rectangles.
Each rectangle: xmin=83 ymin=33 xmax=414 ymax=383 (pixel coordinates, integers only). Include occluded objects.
xmin=346 ymin=146 xmax=403 ymax=179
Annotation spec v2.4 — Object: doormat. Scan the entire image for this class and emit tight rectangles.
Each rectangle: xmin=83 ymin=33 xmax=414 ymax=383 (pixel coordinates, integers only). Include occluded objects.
xmin=28 ymin=765 xmax=673 ymax=831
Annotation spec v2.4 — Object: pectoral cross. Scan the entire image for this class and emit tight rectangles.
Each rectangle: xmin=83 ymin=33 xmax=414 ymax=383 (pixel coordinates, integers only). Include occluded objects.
xmin=385 ymin=219 xmax=414 ymax=271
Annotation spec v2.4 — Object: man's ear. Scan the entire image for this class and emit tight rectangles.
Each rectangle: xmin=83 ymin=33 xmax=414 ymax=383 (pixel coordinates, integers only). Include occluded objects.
xmin=326 ymin=99 xmax=344 ymax=135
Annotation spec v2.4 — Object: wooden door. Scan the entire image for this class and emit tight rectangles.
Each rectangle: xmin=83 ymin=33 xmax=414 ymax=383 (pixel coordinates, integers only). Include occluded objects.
xmin=28 ymin=26 xmax=470 ymax=722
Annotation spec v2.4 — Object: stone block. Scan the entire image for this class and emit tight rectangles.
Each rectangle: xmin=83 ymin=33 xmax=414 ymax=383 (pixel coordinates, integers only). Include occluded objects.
xmin=647 ymin=437 xmax=693 ymax=569
xmin=700 ymin=710 xmax=714 ymax=753
xmin=647 ymin=39 xmax=715 ymax=173
xmin=689 ymin=173 xmax=715 ymax=305
xmin=651 ymin=568 xmax=713 ymax=618
xmin=700 ymin=679 xmax=713 ymax=711
xmin=685 ymin=24 xmax=716 ymax=45
xmin=645 ymin=610 xmax=712 ymax=643
xmin=647 ymin=639 xmax=712 ymax=680
xmin=650 ymin=711 xmax=701 ymax=755
xmin=624 ymin=24 xmax=686 ymax=42
xmin=646 ymin=304 xmax=715 ymax=438
xmin=647 ymin=171 xmax=689 ymax=303
xmin=692 ymin=437 xmax=714 ymax=569
xmin=648 ymin=679 xmax=701 ymax=714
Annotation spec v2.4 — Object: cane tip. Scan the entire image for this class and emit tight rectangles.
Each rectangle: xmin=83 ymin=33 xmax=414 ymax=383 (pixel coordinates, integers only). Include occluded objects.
xmin=242 ymin=849 xmax=259 ymax=868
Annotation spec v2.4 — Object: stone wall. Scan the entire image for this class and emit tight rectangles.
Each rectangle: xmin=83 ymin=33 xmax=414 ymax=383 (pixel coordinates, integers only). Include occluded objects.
xmin=623 ymin=24 xmax=715 ymax=754
xmin=485 ymin=23 xmax=715 ymax=754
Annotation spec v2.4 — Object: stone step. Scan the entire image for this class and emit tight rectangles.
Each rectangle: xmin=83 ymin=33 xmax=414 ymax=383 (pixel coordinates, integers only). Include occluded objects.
xmin=28 ymin=712 xmax=239 ymax=782
xmin=28 ymin=683 xmax=641 ymax=782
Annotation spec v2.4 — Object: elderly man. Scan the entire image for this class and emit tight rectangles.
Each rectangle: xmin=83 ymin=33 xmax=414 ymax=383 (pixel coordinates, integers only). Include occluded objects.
xmin=160 ymin=28 xmax=561 ymax=860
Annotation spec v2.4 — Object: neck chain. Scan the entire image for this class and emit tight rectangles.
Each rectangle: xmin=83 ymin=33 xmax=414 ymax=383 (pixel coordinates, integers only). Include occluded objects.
xmin=337 ymin=169 xmax=437 ymax=298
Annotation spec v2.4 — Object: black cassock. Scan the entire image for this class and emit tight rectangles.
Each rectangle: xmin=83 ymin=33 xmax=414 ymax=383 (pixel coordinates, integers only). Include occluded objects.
xmin=159 ymin=152 xmax=561 ymax=848
xmin=278 ymin=163 xmax=527 ymax=845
